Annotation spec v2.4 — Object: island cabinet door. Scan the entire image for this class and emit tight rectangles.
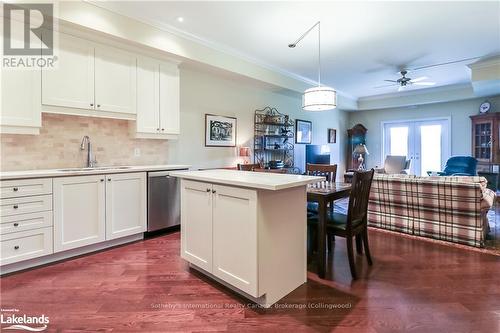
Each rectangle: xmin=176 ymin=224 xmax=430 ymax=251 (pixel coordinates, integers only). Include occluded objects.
xmin=180 ymin=180 xmax=213 ymax=272
xmin=212 ymin=184 xmax=259 ymax=297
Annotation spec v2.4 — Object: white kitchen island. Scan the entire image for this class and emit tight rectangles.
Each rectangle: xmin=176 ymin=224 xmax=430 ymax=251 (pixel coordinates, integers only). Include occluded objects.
xmin=170 ymin=169 xmax=324 ymax=308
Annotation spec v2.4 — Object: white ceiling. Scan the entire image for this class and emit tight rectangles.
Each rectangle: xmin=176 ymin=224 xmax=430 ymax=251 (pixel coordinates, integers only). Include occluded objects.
xmin=95 ymin=1 xmax=500 ymax=98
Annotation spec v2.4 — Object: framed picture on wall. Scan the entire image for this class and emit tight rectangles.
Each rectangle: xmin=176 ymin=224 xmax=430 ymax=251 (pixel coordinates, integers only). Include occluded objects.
xmin=295 ymin=119 xmax=312 ymax=144
xmin=205 ymin=114 xmax=237 ymax=147
xmin=328 ymin=128 xmax=336 ymax=143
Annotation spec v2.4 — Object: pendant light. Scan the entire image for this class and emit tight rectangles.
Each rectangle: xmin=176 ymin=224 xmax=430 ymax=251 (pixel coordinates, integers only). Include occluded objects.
xmin=288 ymin=21 xmax=336 ymax=111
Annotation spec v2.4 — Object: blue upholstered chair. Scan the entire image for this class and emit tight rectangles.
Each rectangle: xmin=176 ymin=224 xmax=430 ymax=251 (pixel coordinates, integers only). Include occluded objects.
xmin=428 ymin=156 xmax=478 ymax=176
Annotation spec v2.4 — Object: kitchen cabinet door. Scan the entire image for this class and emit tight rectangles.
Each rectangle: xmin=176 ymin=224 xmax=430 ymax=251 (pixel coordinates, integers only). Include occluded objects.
xmin=1 ymin=18 xmax=41 ymax=134
xmin=180 ymin=180 xmax=213 ymax=272
xmin=159 ymin=61 xmax=180 ymax=135
xmin=94 ymin=44 xmax=136 ymax=114
xmin=41 ymin=32 xmax=95 ymax=110
xmin=212 ymin=184 xmax=259 ymax=297
xmin=53 ymin=175 xmax=106 ymax=252
xmin=136 ymin=57 xmax=160 ymax=134
xmin=105 ymin=172 xmax=146 ymax=240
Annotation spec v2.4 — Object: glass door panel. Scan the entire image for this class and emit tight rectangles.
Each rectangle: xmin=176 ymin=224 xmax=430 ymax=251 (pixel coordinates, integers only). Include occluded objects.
xmin=384 ymin=119 xmax=450 ymax=176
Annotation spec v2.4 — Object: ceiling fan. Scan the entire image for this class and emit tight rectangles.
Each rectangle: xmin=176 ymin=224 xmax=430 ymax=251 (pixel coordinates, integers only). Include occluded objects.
xmin=376 ymin=70 xmax=436 ymax=91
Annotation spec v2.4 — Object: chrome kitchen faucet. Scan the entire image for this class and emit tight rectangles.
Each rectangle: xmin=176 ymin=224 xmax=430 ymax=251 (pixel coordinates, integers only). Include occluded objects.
xmin=80 ymin=135 xmax=97 ymax=168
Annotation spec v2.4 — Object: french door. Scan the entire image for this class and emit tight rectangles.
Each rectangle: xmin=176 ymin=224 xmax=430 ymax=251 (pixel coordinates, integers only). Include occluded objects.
xmin=383 ymin=119 xmax=450 ymax=176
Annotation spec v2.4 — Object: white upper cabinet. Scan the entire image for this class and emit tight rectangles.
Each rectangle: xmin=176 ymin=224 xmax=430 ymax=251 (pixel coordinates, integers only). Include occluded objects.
xmin=159 ymin=62 xmax=180 ymax=135
xmin=0 ymin=19 xmax=41 ymax=134
xmin=134 ymin=57 xmax=180 ymax=139
xmin=95 ymin=45 xmax=136 ymax=114
xmin=40 ymin=32 xmax=137 ymax=118
xmin=136 ymin=57 xmax=160 ymax=133
xmin=42 ymin=32 xmax=94 ymax=110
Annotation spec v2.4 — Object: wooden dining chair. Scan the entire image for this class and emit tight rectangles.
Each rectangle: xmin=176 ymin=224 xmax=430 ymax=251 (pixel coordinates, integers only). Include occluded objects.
xmin=306 ymin=164 xmax=338 ymax=214
xmin=237 ymin=163 xmax=260 ymax=171
xmin=306 ymin=163 xmax=338 ymax=181
xmin=308 ymin=169 xmax=375 ymax=279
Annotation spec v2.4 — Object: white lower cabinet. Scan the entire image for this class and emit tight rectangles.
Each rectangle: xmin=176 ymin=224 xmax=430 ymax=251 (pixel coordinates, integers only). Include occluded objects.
xmin=0 ymin=228 xmax=53 ymax=266
xmin=53 ymin=173 xmax=146 ymax=252
xmin=212 ymin=184 xmax=258 ymax=296
xmin=105 ymin=172 xmax=146 ymax=240
xmin=180 ymin=180 xmax=259 ymax=297
xmin=180 ymin=180 xmax=213 ymax=272
xmin=53 ymin=175 xmax=106 ymax=252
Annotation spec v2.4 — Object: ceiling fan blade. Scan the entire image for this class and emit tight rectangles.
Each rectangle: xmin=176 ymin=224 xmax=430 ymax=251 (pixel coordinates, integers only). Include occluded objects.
xmin=413 ymin=82 xmax=436 ymax=86
xmin=374 ymin=83 xmax=399 ymax=88
xmin=384 ymin=80 xmax=398 ymax=83
xmin=411 ymin=76 xmax=428 ymax=82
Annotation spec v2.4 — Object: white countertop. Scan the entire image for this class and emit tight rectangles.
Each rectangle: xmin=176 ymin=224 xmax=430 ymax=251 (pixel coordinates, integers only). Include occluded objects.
xmin=0 ymin=165 xmax=191 ymax=180
xmin=169 ymin=169 xmax=324 ymax=191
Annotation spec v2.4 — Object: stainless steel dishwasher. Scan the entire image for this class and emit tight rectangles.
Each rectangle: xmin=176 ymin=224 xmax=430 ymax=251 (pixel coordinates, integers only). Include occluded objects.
xmin=147 ymin=170 xmax=186 ymax=232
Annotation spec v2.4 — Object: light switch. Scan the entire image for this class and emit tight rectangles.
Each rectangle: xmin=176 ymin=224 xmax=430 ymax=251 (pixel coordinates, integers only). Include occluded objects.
xmin=134 ymin=148 xmax=141 ymax=157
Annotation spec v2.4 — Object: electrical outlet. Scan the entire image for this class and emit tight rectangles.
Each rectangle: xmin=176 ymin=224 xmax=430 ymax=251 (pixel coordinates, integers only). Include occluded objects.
xmin=134 ymin=148 xmax=141 ymax=157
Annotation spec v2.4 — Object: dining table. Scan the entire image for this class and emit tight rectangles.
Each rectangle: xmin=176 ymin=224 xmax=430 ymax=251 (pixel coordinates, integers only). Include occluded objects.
xmin=307 ymin=181 xmax=352 ymax=279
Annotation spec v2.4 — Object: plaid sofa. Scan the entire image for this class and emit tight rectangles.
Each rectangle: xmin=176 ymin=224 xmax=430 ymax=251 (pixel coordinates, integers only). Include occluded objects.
xmin=368 ymin=174 xmax=495 ymax=247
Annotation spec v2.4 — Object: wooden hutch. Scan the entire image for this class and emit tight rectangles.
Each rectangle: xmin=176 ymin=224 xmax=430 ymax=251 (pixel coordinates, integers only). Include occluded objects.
xmin=470 ymin=113 xmax=500 ymax=172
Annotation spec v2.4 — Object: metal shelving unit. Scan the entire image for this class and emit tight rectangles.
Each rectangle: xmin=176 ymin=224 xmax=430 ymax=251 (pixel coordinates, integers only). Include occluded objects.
xmin=254 ymin=107 xmax=294 ymax=169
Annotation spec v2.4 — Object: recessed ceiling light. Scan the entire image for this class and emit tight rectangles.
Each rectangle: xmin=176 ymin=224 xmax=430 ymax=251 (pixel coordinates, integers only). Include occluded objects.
xmin=176 ymin=17 xmax=184 ymax=23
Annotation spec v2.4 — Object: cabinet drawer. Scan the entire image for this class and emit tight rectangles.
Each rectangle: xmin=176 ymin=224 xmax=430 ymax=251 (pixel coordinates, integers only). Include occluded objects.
xmin=0 ymin=211 xmax=53 ymax=235
xmin=0 ymin=227 xmax=53 ymax=265
xmin=1 ymin=178 xmax=52 ymax=199
xmin=0 ymin=195 xmax=52 ymax=217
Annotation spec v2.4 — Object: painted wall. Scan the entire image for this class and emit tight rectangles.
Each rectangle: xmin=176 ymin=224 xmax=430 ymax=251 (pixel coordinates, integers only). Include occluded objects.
xmin=167 ymin=67 xmax=349 ymax=178
xmin=348 ymin=95 xmax=500 ymax=168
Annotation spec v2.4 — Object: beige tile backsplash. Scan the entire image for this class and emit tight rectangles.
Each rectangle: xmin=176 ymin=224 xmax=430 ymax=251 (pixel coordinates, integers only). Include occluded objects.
xmin=0 ymin=113 xmax=169 ymax=171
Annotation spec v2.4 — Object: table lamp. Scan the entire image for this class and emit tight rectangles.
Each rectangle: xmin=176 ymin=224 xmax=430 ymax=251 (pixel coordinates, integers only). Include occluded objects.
xmin=353 ymin=144 xmax=369 ymax=170
xmin=239 ymin=146 xmax=251 ymax=164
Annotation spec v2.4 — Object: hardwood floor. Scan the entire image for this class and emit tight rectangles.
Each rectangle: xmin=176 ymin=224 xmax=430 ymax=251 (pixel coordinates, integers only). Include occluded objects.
xmin=1 ymin=230 xmax=499 ymax=332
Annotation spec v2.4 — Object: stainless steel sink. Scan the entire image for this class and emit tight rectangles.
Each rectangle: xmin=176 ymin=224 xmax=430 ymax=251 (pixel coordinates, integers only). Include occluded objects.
xmin=57 ymin=166 xmax=133 ymax=172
